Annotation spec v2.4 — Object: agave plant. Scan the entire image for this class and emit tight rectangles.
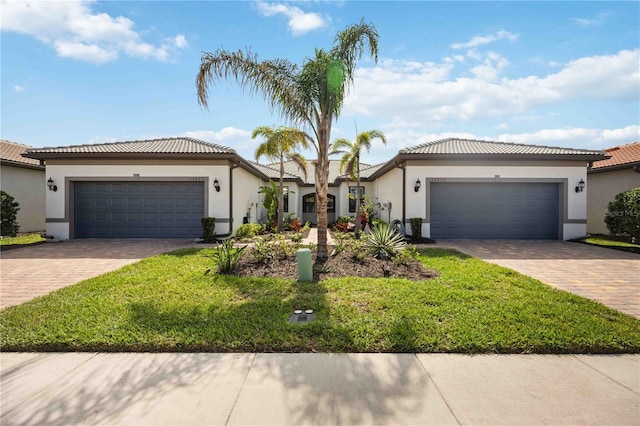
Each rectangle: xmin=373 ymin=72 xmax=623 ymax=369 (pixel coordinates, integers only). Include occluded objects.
xmin=363 ymin=222 xmax=406 ymax=260
xmin=205 ymin=239 xmax=246 ymax=275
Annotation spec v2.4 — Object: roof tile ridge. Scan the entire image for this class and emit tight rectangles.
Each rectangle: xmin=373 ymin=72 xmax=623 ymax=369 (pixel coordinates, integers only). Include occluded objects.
xmin=182 ymin=137 xmax=236 ymax=153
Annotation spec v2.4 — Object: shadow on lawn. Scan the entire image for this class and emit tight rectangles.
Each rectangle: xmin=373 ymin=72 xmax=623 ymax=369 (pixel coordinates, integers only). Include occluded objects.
xmin=119 ymin=278 xmax=434 ymax=424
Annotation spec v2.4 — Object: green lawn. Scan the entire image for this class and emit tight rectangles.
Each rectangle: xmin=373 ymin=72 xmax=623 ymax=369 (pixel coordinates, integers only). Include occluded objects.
xmin=0 ymin=233 xmax=45 ymax=246
xmin=1 ymin=248 xmax=638 ymax=353
xmin=583 ymin=235 xmax=640 ymax=251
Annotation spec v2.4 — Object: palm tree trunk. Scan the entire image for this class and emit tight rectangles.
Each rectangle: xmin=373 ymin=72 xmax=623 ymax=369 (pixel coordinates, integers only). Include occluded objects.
xmin=278 ymin=155 xmax=285 ymax=233
xmin=354 ymin=158 xmax=361 ymax=234
xmin=316 ymin=126 xmax=329 ymax=259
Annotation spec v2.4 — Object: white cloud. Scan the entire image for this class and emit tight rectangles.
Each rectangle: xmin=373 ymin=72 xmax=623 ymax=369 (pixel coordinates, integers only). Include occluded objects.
xmin=344 ymin=49 xmax=639 ymax=123
xmin=450 ymin=30 xmax=518 ymax=50
xmin=0 ymin=0 xmax=187 ymax=64
xmin=13 ymin=85 xmax=25 ymax=92
xmin=255 ymin=1 xmax=327 ymax=35
xmin=183 ymin=127 xmax=260 ymax=159
xmin=572 ymin=12 xmax=612 ymax=27
xmin=496 ymin=124 xmax=640 ymax=148
xmin=173 ymin=35 xmax=188 ymax=49
xmin=87 ymin=136 xmax=118 ymax=144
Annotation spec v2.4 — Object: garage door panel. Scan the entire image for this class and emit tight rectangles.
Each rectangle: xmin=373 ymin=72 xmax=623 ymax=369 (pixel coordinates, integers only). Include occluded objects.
xmin=76 ymin=181 xmax=204 ymax=238
xmin=431 ymin=182 xmax=558 ymax=239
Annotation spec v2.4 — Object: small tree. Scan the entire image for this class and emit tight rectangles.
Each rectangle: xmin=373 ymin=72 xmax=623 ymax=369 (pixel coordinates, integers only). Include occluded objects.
xmin=332 ymin=130 xmax=386 ymax=234
xmin=0 ymin=190 xmax=20 ymax=237
xmin=253 ymin=125 xmax=308 ymax=233
xmin=605 ymin=187 xmax=640 ymax=242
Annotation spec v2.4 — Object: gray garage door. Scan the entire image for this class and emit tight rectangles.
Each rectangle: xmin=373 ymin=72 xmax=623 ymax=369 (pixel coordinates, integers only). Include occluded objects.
xmin=75 ymin=181 xmax=205 ymax=238
xmin=430 ymin=182 xmax=559 ymax=239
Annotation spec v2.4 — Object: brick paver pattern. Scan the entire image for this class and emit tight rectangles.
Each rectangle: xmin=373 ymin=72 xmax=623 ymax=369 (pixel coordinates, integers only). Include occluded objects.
xmin=0 ymin=239 xmax=196 ymax=309
xmin=439 ymin=240 xmax=640 ymax=319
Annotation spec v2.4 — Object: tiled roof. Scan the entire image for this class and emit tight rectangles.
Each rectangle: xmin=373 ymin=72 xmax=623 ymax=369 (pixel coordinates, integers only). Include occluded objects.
xmin=0 ymin=140 xmax=44 ymax=168
xmin=25 ymin=137 xmax=235 ymax=155
xmin=252 ymin=162 xmax=301 ymax=180
xmin=401 ymin=138 xmax=606 ymax=156
xmin=359 ymin=163 xmax=384 ymax=178
xmin=591 ymin=142 xmax=640 ymax=170
xmin=275 ymin=159 xmax=375 ymax=184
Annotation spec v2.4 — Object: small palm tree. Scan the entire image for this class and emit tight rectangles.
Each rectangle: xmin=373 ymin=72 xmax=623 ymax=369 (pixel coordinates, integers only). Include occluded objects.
xmin=332 ymin=130 xmax=386 ymax=233
xmin=253 ymin=126 xmax=308 ymax=233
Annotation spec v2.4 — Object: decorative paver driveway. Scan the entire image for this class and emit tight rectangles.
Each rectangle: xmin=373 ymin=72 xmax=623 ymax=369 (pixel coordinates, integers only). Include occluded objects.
xmin=438 ymin=240 xmax=640 ymax=319
xmin=0 ymin=239 xmax=196 ymax=309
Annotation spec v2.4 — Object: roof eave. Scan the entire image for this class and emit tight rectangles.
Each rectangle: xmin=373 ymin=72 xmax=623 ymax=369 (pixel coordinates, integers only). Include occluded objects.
xmin=588 ymin=161 xmax=640 ymax=174
xmin=23 ymin=151 xmax=240 ymax=160
xmin=0 ymin=159 xmax=45 ymax=171
xmin=398 ymin=152 xmax=610 ymax=161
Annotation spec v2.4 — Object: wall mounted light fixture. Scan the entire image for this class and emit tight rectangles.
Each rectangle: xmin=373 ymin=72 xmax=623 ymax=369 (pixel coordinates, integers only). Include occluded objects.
xmin=575 ymin=178 xmax=585 ymax=193
xmin=47 ymin=177 xmax=57 ymax=192
xmin=414 ymin=178 xmax=421 ymax=192
xmin=213 ymin=178 xmax=221 ymax=192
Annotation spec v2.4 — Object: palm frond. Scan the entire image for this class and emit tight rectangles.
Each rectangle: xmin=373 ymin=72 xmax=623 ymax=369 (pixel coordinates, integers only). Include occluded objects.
xmin=288 ymin=153 xmax=309 ymax=181
xmin=196 ymin=48 xmax=312 ymax=129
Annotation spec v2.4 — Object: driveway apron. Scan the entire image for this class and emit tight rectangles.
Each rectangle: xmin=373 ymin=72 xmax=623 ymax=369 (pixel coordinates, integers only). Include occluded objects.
xmin=438 ymin=240 xmax=640 ymax=319
xmin=0 ymin=239 xmax=196 ymax=309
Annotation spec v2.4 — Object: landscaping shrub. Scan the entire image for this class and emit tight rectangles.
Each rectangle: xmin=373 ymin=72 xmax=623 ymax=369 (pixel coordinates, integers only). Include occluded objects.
xmin=335 ymin=215 xmax=352 ymax=232
xmin=200 ymin=217 xmax=216 ymax=242
xmin=1 ymin=191 xmax=20 ymax=237
xmin=291 ymin=232 xmax=303 ymax=243
xmin=235 ymin=223 xmax=264 ymax=239
xmin=410 ymin=217 xmax=422 ymax=240
xmin=205 ymin=239 xmax=246 ymax=275
xmin=285 ymin=217 xmax=302 ymax=232
xmin=605 ymin=187 xmax=640 ymax=242
xmin=363 ymin=222 xmax=406 ymax=260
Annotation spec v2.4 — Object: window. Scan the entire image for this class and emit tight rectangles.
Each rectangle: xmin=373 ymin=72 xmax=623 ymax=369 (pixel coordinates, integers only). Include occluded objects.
xmin=303 ymin=194 xmax=315 ymax=213
xmin=349 ymin=186 xmax=365 ymax=213
xmin=327 ymin=194 xmax=336 ymax=213
xmin=283 ymin=186 xmax=289 ymax=213
xmin=302 ymin=194 xmax=336 ymax=213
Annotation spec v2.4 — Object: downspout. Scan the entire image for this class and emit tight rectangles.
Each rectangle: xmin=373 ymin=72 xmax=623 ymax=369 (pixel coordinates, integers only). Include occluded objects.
xmin=215 ymin=161 xmax=238 ymax=240
xmin=229 ymin=161 xmax=238 ymax=235
xmin=401 ymin=162 xmax=406 ymax=228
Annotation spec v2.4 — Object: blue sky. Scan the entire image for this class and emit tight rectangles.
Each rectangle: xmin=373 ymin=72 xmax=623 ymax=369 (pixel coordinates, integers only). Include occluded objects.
xmin=2 ymin=1 xmax=639 ymax=164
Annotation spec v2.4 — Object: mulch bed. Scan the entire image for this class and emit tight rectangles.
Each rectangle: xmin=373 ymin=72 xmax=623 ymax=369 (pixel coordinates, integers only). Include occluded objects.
xmin=236 ymin=246 xmax=438 ymax=281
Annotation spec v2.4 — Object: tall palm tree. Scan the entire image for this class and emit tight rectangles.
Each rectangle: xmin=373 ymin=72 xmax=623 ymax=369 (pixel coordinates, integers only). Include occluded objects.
xmin=253 ymin=126 xmax=308 ymax=232
xmin=196 ymin=20 xmax=379 ymax=259
xmin=333 ymin=130 xmax=387 ymax=234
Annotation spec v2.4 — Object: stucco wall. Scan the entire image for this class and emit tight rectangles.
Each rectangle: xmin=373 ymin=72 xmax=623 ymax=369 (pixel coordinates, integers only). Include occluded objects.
xmin=336 ymin=181 xmax=374 ymax=218
xmin=1 ymin=165 xmax=46 ymax=232
xmin=403 ymin=163 xmax=588 ymax=240
xmin=374 ymin=167 xmax=403 ymax=225
xmin=587 ymin=168 xmax=640 ymax=234
xmin=44 ymin=161 xmax=239 ymax=239
xmin=232 ymin=166 xmax=263 ymax=231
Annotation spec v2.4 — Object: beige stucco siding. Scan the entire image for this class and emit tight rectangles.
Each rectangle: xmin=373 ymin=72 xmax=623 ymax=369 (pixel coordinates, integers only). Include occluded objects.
xmin=0 ymin=165 xmax=45 ymax=232
xmin=587 ymin=168 xmax=640 ymax=234
xmin=374 ymin=167 xmax=403 ymax=225
xmin=232 ymin=166 xmax=263 ymax=231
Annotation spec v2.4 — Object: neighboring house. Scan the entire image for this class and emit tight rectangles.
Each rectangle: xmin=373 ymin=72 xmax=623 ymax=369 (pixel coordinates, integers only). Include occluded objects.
xmin=25 ymin=137 xmax=607 ymax=241
xmin=0 ymin=140 xmax=46 ymax=233
xmin=587 ymin=142 xmax=640 ymax=235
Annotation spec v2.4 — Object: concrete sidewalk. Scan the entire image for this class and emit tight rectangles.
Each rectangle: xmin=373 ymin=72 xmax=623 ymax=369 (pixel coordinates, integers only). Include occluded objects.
xmin=2 ymin=353 xmax=638 ymax=425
